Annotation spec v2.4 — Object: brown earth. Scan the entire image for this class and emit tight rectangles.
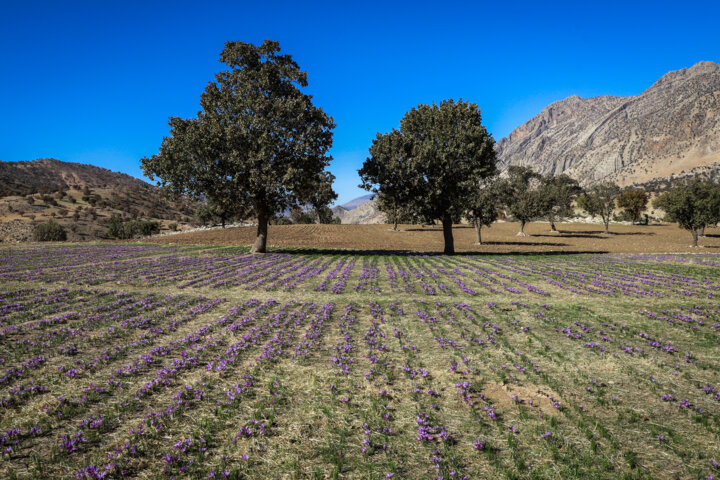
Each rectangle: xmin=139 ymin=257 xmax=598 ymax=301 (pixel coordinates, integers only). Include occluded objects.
xmin=149 ymin=222 xmax=720 ymax=254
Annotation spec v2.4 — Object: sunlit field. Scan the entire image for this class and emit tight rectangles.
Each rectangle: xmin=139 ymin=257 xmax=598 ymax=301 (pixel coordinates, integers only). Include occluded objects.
xmin=1 ymin=244 xmax=719 ymax=479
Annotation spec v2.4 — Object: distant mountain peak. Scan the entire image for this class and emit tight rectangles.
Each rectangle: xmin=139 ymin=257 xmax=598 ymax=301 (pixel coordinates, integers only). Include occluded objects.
xmin=340 ymin=193 xmax=375 ymax=210
xmin=496 ymin=61 xmax=720 ymax=186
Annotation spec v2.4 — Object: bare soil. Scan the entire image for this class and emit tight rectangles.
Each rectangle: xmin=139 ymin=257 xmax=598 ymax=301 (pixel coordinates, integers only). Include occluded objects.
xmin=149 ymin=222 xmax=720 ymax=254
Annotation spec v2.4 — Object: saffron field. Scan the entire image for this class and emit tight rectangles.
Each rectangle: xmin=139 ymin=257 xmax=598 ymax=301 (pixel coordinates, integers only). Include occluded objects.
xmin=1 ymin=244 xmax=719 ymax=479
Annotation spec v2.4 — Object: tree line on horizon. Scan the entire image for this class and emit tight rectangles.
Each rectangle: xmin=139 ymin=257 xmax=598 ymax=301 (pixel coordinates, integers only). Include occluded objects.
xmin=137 ymin=40 xmax=720 ymax=253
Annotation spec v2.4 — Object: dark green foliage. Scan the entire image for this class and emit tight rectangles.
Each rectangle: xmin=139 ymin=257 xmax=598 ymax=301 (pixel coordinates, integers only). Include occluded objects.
xmin=654 ymin=179 xmax=720 ymax=246
xmin=195 ymin=199 xmax=247 ymax=228
xmin=142 ymin=40 xmax=335 ymax=253
xmin=269 ymin=215 xmax=293 ymax=225
xmin=315 ymin=205 xmax=339 ymax=224
xmin=32 ymin=221 xmax=67 ymax=242
xmin=576 ymin=182 xmax=620 ymax=233
xmin=617 ymin=188 xmax=649 ymax=224
xmin=538 ymin=174 xmax=582 ymax=231
xmin=503 ymin=166 xmax=544 ymax=235
xmin=359 ymin=130 xmax=414 ymax=231
xmin=467 ymin=176 xmax=504 ymax=244
xmin=359 ymin=100 xmax=497 ymax=253
xmin=106 ymin=215 xmax=160 ymax=239
xmin=375 ymin=192 xmax=421 ymax=228
xmin=290 ymin=207 xmax=317 ymax=224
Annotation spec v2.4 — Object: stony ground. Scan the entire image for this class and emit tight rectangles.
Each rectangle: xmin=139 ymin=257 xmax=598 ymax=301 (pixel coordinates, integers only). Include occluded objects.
xmin=1 ymin=244 xmax=719 ymax=480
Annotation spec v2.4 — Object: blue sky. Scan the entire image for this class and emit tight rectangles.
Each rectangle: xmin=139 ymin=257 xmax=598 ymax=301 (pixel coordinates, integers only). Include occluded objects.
xmin=2 ymin=1 xmax=719 ymax=205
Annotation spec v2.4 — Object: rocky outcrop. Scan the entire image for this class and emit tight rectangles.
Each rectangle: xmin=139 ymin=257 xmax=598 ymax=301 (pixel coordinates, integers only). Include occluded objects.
xmin=337 ymin=199 xmax=386 ymax=224
xmin=496 ymin=61 xmax=720 ymax=186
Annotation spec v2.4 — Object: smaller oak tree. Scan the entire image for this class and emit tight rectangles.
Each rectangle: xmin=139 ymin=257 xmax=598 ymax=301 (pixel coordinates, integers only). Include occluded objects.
xmin=576 ymin=182 xmax=620 ymax=233
xmin=617 ymin=188 xmax=649 ymax=224
xmin=653 ymin=180 xmax=720 ymax=247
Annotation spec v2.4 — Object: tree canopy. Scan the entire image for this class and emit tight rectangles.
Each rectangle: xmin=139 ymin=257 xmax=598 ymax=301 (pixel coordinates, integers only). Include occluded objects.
xmin=654 ymin=179 xmax=720 ymax=247
xmin=538 ymin=174 xmax=582 ymax=232
xmin=617 ymin=188 xmax=649 ymax=224
xmin=141 ymin=40 xmax=336 ymax=253
xmin=359 ymin=99 xmax=497 ymax=254
xmin=503 ymin=166 xmax=544 ymax=235
xmin=576 ymin=182 xmax=620 ymax=233
xmin=467 ymin=175 xmax=504 ymax=244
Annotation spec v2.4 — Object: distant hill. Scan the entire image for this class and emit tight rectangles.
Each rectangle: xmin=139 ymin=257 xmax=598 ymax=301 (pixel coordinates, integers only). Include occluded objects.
xmin=496 ymin=61 xmax=720 ymax=187
xmin=0 ymin=158 xmax=198 ymax=241
xmin=340 ymin=194 xmax=375 ymax=210
xmin=0 ymin=158 xmax=151 ymax=196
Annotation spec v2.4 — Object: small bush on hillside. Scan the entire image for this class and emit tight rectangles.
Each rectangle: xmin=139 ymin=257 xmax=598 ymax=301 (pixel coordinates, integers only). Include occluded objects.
xmin=107 ymin=215 xmax=160 ymax=239
xmin=33 ymin=221 xmax=67 ymax=242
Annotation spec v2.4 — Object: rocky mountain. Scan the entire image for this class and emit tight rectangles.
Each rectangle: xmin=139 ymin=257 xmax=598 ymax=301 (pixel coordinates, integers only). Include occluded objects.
xmin=340 ymin=194 xmax=375 ymax=210
xmin=0 ymin=158 xmax=198 ymax=241
xmin=496 ymin=61 xmax=720 ymax=186
xmin=332 ymin=199 xmax=385 ymax=224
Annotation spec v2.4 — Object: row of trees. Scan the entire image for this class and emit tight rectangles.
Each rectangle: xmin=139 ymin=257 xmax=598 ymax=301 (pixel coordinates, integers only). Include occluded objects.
xmin=142 ymin=39 xmax=719 ymax=253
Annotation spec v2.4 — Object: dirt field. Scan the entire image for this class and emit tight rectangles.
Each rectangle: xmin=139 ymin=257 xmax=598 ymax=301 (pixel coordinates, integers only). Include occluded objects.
xmin=150 ymin=221 xmax=720 ymax=254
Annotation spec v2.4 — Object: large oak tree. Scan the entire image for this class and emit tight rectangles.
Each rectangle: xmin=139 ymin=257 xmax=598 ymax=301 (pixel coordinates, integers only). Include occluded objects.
xmin=141 ymin=40 xmax=335 ymax=253
xmin=359 ymin=100 xmax=496 ymax=254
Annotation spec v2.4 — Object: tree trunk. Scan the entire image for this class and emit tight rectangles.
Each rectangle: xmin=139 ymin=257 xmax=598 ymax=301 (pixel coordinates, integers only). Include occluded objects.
xmin=549 ymin=218 xmax=557 ymax=232
xmin=474 ymin=220 xmax=482 ymax=245
xmin=517 ymin=220 xmax=528 ymax=236
xmin=691 ymin=228 xmax=699 ymax=247
xmin=251 ymin=209 xmax=268 ymax=254
xmin=442 ymin=213 xmax=454 ymax=255
xmin=700 ymin=225 xmax=706 ymax=237
xmin=221 ymin=217 xmax=226 ymax=229
xmin=393 ymin=205 xmax=398 ymax=231
xmin=603 ymin=217 xmax=609 ymax=234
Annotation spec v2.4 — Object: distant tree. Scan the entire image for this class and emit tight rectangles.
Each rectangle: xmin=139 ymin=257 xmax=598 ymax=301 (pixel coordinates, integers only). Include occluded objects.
xmin=359 ymin=100 xmax=496 ymax=254
xmin=653 ymin=180 xmax=720 ymax=247
xmin=375 ymin=192 xmax=420 ymax=229
xmin=617 ymin=188 xmax=649 ymax=224
xmin=358 ymin=129 xmax=413 ymax=231
xmin=290 ymin=207 xmax=317 ymax=224
xmin=538 ymin=174 xmax=582 ymax=232
xmin=141 ymin=40 xmax=335 ymax=253
xmin=269 ymin=215 xmax=293 ymax=225
xmin=504 ymin=166 xmax=544 ymax=236
xmin=33 ymin=221 xmax=67 ymax=242
xmin=315 ymin=205 xmax=338 ymax=224
xmin=309 ymin=171 xmax=339 ymax=224
xmin=576 ymin=182 xmax=621 ymax=233
xmin=467 ymin=176 xmax=504 ymax=244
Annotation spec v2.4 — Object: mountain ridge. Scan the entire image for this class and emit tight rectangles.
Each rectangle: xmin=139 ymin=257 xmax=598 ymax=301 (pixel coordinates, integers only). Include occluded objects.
xmin=496 ymin=61 xmax=720 ymax=186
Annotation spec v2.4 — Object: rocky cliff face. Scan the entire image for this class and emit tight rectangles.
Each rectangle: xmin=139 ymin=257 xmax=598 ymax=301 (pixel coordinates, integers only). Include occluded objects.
xmin=496 ymin=61 xmax=720 ymax=186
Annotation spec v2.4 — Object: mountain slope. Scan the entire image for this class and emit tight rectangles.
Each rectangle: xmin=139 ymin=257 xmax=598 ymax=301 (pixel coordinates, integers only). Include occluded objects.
xmin=0 ymin=158 xmax=198 ymax=241
xmin=0 ymin=158 xmax=151 ymax=196
xmin=496 ymin=61 xmax=720 ymax=186
xmin=340 ymin=194 xmax=375 ymax=210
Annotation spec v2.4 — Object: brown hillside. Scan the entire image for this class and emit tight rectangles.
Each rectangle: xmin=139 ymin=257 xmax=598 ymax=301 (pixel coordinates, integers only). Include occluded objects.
xmin=0 ymin=159 xmax=199 ymax=241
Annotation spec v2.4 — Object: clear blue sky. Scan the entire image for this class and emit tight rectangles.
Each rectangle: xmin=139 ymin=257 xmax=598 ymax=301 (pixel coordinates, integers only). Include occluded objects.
xmin=2 ymin=1 xmax=719 ymax=205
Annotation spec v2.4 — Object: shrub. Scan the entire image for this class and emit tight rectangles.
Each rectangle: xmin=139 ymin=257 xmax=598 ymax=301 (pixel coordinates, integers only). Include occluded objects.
xmin=168 ymin=223 xmax=178 ymax=231
xmin=33 ymin=221 xmax=67 ymax=242
xmin=107 ymin=215 xmax=160 ymax=239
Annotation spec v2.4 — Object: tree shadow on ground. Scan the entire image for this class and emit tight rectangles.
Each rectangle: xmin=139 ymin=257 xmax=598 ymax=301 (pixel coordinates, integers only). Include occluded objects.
xmin=265 ymin=246 xmax=608 ymax=256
